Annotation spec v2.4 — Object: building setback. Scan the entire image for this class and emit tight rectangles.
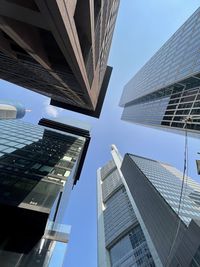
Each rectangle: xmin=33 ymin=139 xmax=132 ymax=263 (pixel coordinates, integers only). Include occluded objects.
xmin=121 ymin=153 xmax=200 ymax=266
xmin=0 ymin=118 xmax=90 ymax=266
xmin=120 ymin=8 xmax=200 ymax=136
xmin=97 ymin=145 xmax=155 ymax=267
xmin=0 ymin=0 xmax=120 ymax=117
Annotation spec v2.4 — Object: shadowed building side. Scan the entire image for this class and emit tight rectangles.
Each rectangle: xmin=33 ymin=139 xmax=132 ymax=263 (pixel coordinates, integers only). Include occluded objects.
xmin=0 ymin=0 xmax=120 ymax=117
xmin=0 ymin=118 xmax=90 ymax=266
xmin=121 ymin=153 xmax=200 ymax=266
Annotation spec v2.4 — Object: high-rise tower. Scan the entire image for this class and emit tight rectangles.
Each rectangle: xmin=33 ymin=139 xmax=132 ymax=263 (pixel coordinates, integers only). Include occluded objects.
xmin=120 ymin=8 xmax=200 ymax=136
xmin=97 ymin=145 xmax=155 ymax=267
xmin=121 ymin=153 xmax=200 ymax=266
xmin=98 ymin=146 xmax=200 ymax=266
xmin=0 ymin=118 xmax=90 ymax=266
xmin=0 ymin=0 xmax=120 ymax=117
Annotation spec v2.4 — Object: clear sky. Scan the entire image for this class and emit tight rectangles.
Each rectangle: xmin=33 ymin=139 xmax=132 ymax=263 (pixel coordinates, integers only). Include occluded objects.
xmin=1 ymin=1 xmax=200 ymax=267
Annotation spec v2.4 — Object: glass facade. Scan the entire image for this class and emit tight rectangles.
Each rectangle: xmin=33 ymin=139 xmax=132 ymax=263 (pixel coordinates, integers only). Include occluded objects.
xmin=110 ymin=226 xmax=154 ymax=267
xmin=190 ymin=245 xmax=200 ymax=267
xmin=0 ymin=119 xmax=88 ymax=267
xmin=130 ymin=155 xmax=200 ymax=225
xmin=98 ymin=159 xmax=154 ymax=266
xmin=120 ymin=8 xmax=200 ymax=105
xmin=122 ymin=97 xmax=169 ymax=126
xmin=0 ymin=119 xmax=85 ymax=213
xmin=120 ymin=8 xmax=200 ymax=135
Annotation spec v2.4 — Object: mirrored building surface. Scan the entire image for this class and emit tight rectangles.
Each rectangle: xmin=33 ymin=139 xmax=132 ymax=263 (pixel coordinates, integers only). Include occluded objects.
xmin=121 ymin=152 xmax=200 ymax=266
xmin=120 ymin=8 xmax=200 ymax=136
xmin=0 ymin=0 xmax=120 ymax=117
xmin=0 ymin=118 xmax=90 ymax=266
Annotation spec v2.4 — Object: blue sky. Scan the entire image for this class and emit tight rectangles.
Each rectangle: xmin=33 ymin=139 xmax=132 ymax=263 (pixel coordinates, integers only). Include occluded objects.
xmin=1 ymin=1 xmax=200 ymax=267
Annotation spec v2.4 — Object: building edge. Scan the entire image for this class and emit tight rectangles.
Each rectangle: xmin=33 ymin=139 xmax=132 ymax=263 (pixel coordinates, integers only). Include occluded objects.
xmin=51 ymin=66 xmax=112 ymax=118
xmin=97 ymin=168 xmax=111 ymax=267
xmin=38 ymin=118 xmax=91 ymax=185
xmin=111 ymin=148 xmax=162 ymax=267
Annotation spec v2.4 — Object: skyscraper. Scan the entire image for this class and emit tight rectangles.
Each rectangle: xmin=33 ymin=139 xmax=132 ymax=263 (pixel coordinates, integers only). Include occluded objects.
xmin=97 ymin=145 xmax=155 ymax=267
xmin=0 ymin=100 xmax=26 ymax=119
xmin=0 ymin=0 xmax=120 ymax=117
xmin=121 ymin=153 xmax=200 ymax=266
xmin=120 ymin=8 xmax=200 ymax=135
xmin=0 ymin=117 xmax=90 ymax=266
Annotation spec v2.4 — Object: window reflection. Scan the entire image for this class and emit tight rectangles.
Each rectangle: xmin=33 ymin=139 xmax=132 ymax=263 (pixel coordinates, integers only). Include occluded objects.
xmin=0 ymin=120 xmax=85 ymax=212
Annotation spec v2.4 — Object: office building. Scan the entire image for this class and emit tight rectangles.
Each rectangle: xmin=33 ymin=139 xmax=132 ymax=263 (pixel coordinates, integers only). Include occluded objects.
xmin=121 ymin=152 xmax=200 ymax=266
xmin=120 ymin=8 xmax=200 ymax=135
xmin=97 ymin=145 xmax=155 ymax=267
xmin=0 ymin=117 xmax=90 ymax=266
xmin=0 ymin=100 xmax=26 ymax=119
xmin=0 ymin=0 xmax=120 ymax=117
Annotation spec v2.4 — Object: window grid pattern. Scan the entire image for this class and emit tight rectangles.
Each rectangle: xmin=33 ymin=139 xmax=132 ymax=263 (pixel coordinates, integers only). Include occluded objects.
xmin=103 ymin=186 xmax=137 ymax=247
xmin=100 ymin=161 xmax=154 ymax=266
xmin=131 ymin=155 xmax=200 ymax=225
xmin=122 ymin=97 xmax=169 ymax=126
xmin=102 ymin=168 xmax=123 ymax=201
xmin=161 ymin=86 xmax=200 ymax=131
xmin=0 ymin=119 xmax=85 ymax=212
xmin=99 ymin=0 xmax=120 ymax=88
xmin=120 ymin=8 xmax=200 ymax=106
xmin=100 ymin=159 xmax=116 ymax=180
xmin=122 ymin=81 xmax=200 ymax=133
xmin=110 ymin=226 xmax=155 ymax=267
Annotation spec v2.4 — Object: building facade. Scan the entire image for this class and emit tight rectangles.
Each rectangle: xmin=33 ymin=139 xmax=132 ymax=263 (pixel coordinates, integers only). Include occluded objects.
xmin=120 ymin=8 xmax=200 ymax=135
xmin=0 ymin=0 xmax=120 ymax=117
xmin=0 ymin=100 xmax=26 ymax=119
xmin=0 ymin=118 xmax=90 ymax=266
xmin=97 ymin=145 xmax=155 ymax=267
xmin=121 ymin=153 xmax=200 ymax=266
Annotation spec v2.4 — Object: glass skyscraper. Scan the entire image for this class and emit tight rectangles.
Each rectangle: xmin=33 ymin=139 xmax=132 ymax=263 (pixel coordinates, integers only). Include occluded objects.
xmin=121 ymin=153 xmax=200 ymax=266
xmin=120 ymin=8 xmax=200 ymax=136
xmin=97 ymin=145 xmax=155 ymax=267
xmin=0 ymin=118 xmax=90 ymax=266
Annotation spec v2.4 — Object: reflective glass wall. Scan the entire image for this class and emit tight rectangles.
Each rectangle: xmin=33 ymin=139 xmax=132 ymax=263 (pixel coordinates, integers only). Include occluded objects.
xmin=98 ymin=159 xmax=154 ymax=267
xmin=120 ymin=8 xmax=200 ymax=136
xmin=0 ymin=119 xmax=88 ymax=267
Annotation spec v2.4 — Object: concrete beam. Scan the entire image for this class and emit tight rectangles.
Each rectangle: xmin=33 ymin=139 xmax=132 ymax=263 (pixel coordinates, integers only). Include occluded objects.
xmin=0 ymin=16 xmax=51 ymax=69
xmin=35 ymin=0 xmax=92 ymax=101
xmin=0 ymin=31 xmax=17 ymax=58
xmin=0 ymin=0 xmax=49 ymax=30
xmin=0 ymin=16 xmax=84 ymax=105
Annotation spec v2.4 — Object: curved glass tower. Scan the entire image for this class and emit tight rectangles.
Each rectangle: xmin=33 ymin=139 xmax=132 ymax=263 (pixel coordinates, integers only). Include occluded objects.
xmin=0 ymin=100 xmax=26 ymax=119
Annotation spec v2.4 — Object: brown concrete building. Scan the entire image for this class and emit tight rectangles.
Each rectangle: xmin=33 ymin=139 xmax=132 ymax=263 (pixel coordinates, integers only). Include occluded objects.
xmin=0 ymin=0 xmax=120 ymax=117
